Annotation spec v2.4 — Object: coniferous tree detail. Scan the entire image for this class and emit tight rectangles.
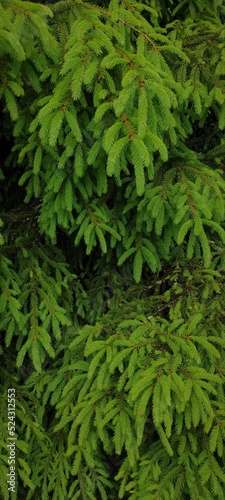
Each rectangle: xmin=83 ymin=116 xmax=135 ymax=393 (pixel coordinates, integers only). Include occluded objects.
xmin=0 ymin=0 xmax=225 ymax=498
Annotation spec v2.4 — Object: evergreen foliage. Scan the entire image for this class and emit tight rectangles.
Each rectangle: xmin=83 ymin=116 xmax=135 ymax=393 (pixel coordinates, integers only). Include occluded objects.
xmin=0 ymin=0 xmax=225 ymax=498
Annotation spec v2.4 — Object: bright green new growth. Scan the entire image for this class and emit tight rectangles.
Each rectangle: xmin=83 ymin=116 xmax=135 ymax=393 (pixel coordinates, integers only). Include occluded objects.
xmin=0 ymin=0 xmax=225 ymax=498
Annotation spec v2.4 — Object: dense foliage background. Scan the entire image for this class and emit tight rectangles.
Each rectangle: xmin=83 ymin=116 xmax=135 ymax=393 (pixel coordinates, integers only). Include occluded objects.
xmin=1 ymin=0 xmax=225 ymax=498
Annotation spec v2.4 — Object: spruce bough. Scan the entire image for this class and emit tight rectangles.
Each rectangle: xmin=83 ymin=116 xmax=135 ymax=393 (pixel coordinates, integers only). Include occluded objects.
xmin=0 ymin=0 xmax=225 ymax=498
